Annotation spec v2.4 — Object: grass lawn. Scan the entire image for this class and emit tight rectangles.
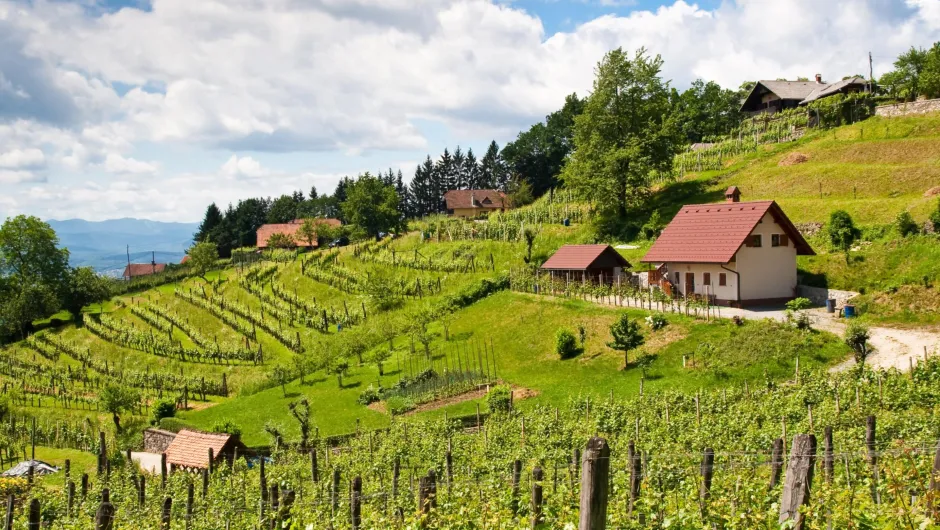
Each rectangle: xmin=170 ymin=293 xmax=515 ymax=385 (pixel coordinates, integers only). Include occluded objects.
xmin=28 ymin=446 xmax=98 ymax=488
xmin=183 ymin=291 xmax=849 ymax=446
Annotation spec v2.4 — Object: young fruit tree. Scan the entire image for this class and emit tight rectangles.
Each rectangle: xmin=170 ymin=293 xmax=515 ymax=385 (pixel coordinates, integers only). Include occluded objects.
xmin=844 ymin=320 xmax=872 ymax=369
xmin=98 ymin=384 xmax=140 ymax=433
xmin=607 ymin=313 xmax=645 ymax=369
xmin=187 ymin=241 xmax=219 ymax=283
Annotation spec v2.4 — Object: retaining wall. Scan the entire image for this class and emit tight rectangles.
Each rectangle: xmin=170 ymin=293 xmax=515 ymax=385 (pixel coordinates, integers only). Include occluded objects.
xmin=875 ymin=98 xmax=940 ymax=117
xmin=797 ymin=285 xmax=859 ymax=307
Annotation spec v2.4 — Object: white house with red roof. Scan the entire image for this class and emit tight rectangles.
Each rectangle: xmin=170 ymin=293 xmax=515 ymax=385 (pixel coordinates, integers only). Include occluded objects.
xmin=641 ymin=187 xmax=814 ymax=306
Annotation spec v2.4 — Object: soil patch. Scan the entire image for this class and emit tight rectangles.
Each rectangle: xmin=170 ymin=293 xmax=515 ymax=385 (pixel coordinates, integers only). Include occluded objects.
xmin=367 ymin=401 xmax=387 ymax=414
xmin=394 ymin=384 xmax=539 ymax=416
xmin=924 ymin=186 xmax=940 ymax=197
xmin=778 ymin=152 xmax=809 ymax=166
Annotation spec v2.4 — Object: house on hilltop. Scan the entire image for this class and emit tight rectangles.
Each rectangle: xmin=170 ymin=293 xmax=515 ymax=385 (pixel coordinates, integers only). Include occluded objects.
xmin=163 ymin=429 xmax=245 ymax=471
xmin=641 ymin=187 xmax=814 ymax=306
xmin=740 ymin=75 xmax=869 ymax=115
xmin=122 ymin=262 xmax=166 ymax=280
xmin=540 ymin=244 xmax=631 ymax=285
xmin=256 ymin=218 xmax=342 ymax=249
xmin=443 ymin=190 xmax=507 ymax=218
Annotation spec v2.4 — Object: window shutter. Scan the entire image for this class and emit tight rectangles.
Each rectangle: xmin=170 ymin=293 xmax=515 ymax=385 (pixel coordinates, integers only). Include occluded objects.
xmin=781 ymin=234 xmax=789 ymax=247
xmin=744 ymin=238 xmax=753 ymax=248
xmin=719 ymin=273 xmax=727 ymax=286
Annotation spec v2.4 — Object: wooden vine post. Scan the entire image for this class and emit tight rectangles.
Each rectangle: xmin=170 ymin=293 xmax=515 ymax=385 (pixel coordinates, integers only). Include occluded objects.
xmin=628 ymin=441 xmax=642 ymax=517
xmin=779 ymin=434 xmax=817 ymax=530
xmin=351 ymin=476 xmax=362 ymax=530
xmin=160 ymin=498 xmax=172 ymax=530
xmin=579 ymin=437 xmax=610 ymax=530
xmin=95 ymin=489 xmax=115 ymax=530
xmin=531 ymin=466 xmax=544 ymax=529
xmin=930 ymin=438 xmax=940 ymax=518
xmin=770 ymin=438 xmax=784 ymax=489
xmin=866 ymin=415 xmax=881 ymax=505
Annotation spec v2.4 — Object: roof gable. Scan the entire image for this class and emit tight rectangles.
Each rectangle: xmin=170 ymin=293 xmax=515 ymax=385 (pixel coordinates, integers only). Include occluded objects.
xmin=541 ymin=245 xmax=631 ymax=270
xmin=256 ymin=218 xmax=341 ymax=248
xmin=164 ymin=429 xmax=233 ymax=469
xmin=641 ymin=200 xmax=814 ymax=264
xmin=443 ymin=190 xmax=506 ymax=210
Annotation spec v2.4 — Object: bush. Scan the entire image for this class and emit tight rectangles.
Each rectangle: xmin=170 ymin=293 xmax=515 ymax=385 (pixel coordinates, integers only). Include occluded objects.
xmin=485 ymin=385 xmax=512 ymax=413
xmin=358 ymin=385 xmax=381 ymax=406
xmin=159 ymin=417 xmax=196 ymax=433
xmin=785 ymin=297 xmax=812 ymax=311
xmin=645 ymin=313 xmax=668 ymax=331
xmin=386 ymin=396 xmax=416 ymax=415
xmin=895 ymin=211 xmax=919 ymax=237
xmin=930 ymin=199 xmax=940 ymax=232
xmin=211 ymin=420 xmax=242 ymax=438
xmin=844 ymin=320 xmax=871 ymax=367
xmin=555 ymin=328 xmax=579 ymax=359
xmin=827 ymin=210 xmax=860 ymax=251
xmin=150 ymin=399 xmax=176 ymax=425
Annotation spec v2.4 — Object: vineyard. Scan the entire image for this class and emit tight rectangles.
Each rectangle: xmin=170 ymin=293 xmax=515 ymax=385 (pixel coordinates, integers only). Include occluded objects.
xmin=2 ymin=359 xmax=939 ymax=528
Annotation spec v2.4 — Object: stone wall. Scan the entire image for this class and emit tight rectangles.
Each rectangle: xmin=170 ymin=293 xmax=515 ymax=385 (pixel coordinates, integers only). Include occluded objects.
xmin=875 ymin=98 xmax=940 ymax=118
xmin=143 ymin=428 xmax=177 ymax=453
xmin=797 ymin=285 xmax=859 ymax=307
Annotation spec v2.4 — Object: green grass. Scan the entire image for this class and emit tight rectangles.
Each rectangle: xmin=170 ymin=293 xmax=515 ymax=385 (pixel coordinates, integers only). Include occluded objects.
xmin=30 ymin=447 xmax=98 ymax=488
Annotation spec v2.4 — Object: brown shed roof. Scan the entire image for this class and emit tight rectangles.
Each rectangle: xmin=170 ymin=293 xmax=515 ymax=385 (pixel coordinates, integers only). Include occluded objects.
xmin=164 ymin=429 xmax=232 ymax=469
xmin=123 ymin=263 xmax=167 ymax=278
xmin=443 ymin=190 xmax=506 ymax=210
xmin=256 ymin=218 xmax=341 ymax=249
xmin=541 ymin=244 xmax=631 ymax=271
xmin=641 ymin=200 xmax=814 ymax=264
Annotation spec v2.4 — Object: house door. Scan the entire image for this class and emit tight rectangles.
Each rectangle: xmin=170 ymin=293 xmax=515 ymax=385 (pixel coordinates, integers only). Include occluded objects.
xmin=685 ymin=273 xmax=695 ymax=295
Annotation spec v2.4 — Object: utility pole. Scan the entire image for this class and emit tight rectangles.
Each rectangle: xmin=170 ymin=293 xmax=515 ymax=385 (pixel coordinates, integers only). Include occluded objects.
xmin=869 ymin=51 xmax=874 ymax=93
xmin=126 ymin=245 xmax=132 ymax=281
xmin=152 ymin=250 xmax=156 ymax=275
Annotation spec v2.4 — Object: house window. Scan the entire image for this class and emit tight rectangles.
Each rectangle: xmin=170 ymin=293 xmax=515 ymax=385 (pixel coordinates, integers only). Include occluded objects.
xmin=703 ymin=272 xmax=711 ymax=285
xmin=772 ymin=234 xmax=791 ymax=247
xmin=675 ymin=272 xmax=680 ymax=284
xmin=719 ymin=273 xmax=727 ymax=286
xmin=748 ymin=234 xmax=762 ymax=248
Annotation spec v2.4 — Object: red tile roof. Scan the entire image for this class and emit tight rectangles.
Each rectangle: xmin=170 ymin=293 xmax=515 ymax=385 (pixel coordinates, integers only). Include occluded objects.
xmin=180 ymin=255 xmax=191 ymax=265
xmin=256 ymin=218 xmax=341 ymax=249
xmin=641 ymin=200 xmax=814 ymax=264
xmin=164 ymin=429 xmax=231 ymax=469
xmin=122 ymin=263 xmax=167 ymax=279
xmin=443 ymin=190 xmax=506 ymax=210
xmin=541 ymin=244 xmax=630 ymax=270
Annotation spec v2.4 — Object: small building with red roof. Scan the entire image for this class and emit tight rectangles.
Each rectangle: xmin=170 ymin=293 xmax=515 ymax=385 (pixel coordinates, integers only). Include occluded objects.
xmin=540 ymin=244 xmax=631 ymax=284
xmin=122 ymin=263 xmax=167 ymax=280
xmin=641 ymin=187 xmax=814 ymax=306
xmin=163 ymin=429 xmax=245 ymax=471
xmin=256 ymin=218 xmax=341 ymax=249
xmin=443 ymin=190 xmax=507 ymax=218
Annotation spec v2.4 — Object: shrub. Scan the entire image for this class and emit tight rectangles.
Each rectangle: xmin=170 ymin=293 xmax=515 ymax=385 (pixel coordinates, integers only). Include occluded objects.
xmin=645 ymin=313 xmax=668 ymax=331
xmin=577 ymin=324 xmax=587 ymax=346
xmin=150 ymin=399 xmax=176 ymax=425
xmin=485 ymin=385 xmax=512 ymax=413
xmin=211 ymin=420 xmax=242 ymax=438
xmin=930 ymin=199 xmax=940 ymax=232
xmin=826 ymin=210 xmax=860 ymax=251
xmin=159 ymin=417 xmax=196 ymax=433
xmin=895 ymin=211 xmax=919 ymax=237
xmin=386 ymin=396 xmax=416 ymax=415
xmin=358 ymin=385 xmax=381 ymax=406
xmin=555 ymin=328 xmax=579 ymax=359
xmin=785 ymin=297 xmax=812 ymax=311
xmin=844 ymin=320 xmax=871 ymax=367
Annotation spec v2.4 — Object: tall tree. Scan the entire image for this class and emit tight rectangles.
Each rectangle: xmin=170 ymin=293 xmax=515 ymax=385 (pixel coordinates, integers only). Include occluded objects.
xmin=479 ymin=140 xmax=507 ymax=190
xmin=187 ymin=241 xmax=219 ymax=283
xmin=501 ymin=93 xmax=584 ymax=197
xmin=463 ymin=148 xmax=481 ymax=189
xmin=0 ymin=215 xmax=70 ymax=290
xmin=394 ymin=170 xmax=411 ymax=219
xmin=194 ymin=203 xmax=223 ymax=243
xmin=410 ymin=156 xmax=436 ymax=218
xmin=268 ymin=194 xmax=299 ymax=224
xmin=880 ymin=46 xmax=928 ymax=101
xmin=452 ymin=146 xmax=466 ymax=190
xmin=341 ymin=173 xmax=401 ymax=238
xmin=673 ymin=80 xmax=742 ymax=143
xmin=561 ymin=48 xmax=679 ymax=230
xmin=62 ymin=267 xmax=110 ymax=322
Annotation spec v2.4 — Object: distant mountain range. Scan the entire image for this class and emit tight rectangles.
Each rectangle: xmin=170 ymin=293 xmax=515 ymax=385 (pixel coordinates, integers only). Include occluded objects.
xmin=48 ymin=218 xmax=198 ymax=277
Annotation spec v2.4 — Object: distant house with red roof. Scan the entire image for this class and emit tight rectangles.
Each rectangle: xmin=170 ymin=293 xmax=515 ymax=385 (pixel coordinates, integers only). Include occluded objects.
xmin=443 ymin=190 xmax=507 ymax=218
xmin=540 ymin=244 xmax=631 ymax=285
xmin=163 ymin=429 xmax=244 ymax=471
xmin=641 ymin=187 xmax=814 ymax=306
xmin=122 ymin=263 xmax=166 ymax=280
xmin=256 ymin=218 xmax=342 ymax=249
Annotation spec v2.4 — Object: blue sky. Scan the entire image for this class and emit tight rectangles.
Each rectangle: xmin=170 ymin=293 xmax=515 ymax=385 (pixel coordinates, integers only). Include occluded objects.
xmin=1 ymin=0 xmax=938 ymax=222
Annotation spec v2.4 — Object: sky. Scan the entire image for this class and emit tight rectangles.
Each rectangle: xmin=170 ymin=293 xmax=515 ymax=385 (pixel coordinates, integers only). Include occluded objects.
xmin=1 ymin=0 xmax=939 ymax=223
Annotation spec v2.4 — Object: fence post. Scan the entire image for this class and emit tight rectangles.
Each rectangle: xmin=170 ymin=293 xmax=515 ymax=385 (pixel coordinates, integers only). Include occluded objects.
xmin=392 ymin=457 xmax=400 ymax=500
xmin=27 ymin=499 xmax=39 ymax=530
xmin=97 ymin=431 xmax=107 ymax=475
xmin=161 ymin=453 xmax=167 ymax=489
xmin=866 ymin=415 xmax=880 ymax=505
xmin=185 ymin=482 xmax=194 ymax=530
xmin=823 ymin=426 xmax=834 ymax=483
xmin=310 ymin=450 xmax=319 ymax=486
xmin=779 ymin=434 xmax=817 ymax=530
xmin=139 ymin=475 xmax=146 ymax=507
xmin=331 ymin=468 xmax=341 ymax=513
xmin=160 ymin=498 xmax=172 ymax=530
xmin=511 ymin=459 xmax=522 ymax=513
xmin=531 ymin=466 xmax=544 ymax=529
xmin=770 ymin=438 xmax=784 ymax=489
xmin=95 ymin=489 xmax=115 ymax=530
xmin=3 ymin=495 xmax=12 ymax=530
xmin=629 ymin=442 xmax=641 ymax=517
xmin=351 ymin=476 xmax=362 ymax=530
xmin=578 ymin=437 xmax=610 ymax=530
xmin=699 ymin=448 xmax=715 ymax=515
xmin=67 ymin=480 xmax=75 ymax=516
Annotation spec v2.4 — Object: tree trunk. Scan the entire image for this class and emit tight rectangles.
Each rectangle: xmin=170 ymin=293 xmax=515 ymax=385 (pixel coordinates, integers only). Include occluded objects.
xmin=112 ymin=413 xmax=122 ymax=433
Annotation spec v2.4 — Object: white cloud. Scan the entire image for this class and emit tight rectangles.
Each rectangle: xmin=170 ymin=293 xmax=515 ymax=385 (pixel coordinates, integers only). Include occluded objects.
xmin=102 ymin=153 xmax=159 ymax=175
xmin=0 ymin=148 xmax=45 ymax=169
xmin=2 ymin=0 xmax=940 ymax=221
xmin=219 ymin=155 xmax=274 ymax=179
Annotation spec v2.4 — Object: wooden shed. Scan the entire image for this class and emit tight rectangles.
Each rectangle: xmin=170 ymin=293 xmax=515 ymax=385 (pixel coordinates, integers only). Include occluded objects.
xmin=540 ymin=245 xmax=631 ymax=285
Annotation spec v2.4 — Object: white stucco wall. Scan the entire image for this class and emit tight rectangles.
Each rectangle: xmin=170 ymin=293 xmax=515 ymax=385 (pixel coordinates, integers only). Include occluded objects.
xmin=735 ymin=212 xmax=798 ymax=300
xmin=661 ymin=262 xmax=738 ymax=301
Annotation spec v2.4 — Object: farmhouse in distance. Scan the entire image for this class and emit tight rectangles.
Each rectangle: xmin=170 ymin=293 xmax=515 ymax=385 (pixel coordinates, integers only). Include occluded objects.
xmin=443 ymin=189 xmax=508 ymax=218
xmin=740 ymin=74 xmax=869 ymax=115
xmin=642 ymin=187 xmax=815 ymax=307
xmin=256 ymin=218 xmax=342 ymax=249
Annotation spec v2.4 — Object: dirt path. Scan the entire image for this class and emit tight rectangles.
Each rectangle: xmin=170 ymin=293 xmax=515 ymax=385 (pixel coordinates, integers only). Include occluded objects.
xmin=532 ymin=293 xmax=940 ymax=372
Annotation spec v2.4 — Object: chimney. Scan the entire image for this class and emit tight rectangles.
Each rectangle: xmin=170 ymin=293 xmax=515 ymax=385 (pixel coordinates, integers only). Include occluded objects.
xmin=725 ymin=186 xmax=741 ymax=203
xmin=815 ymin=73 xmax=822 ymax=84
